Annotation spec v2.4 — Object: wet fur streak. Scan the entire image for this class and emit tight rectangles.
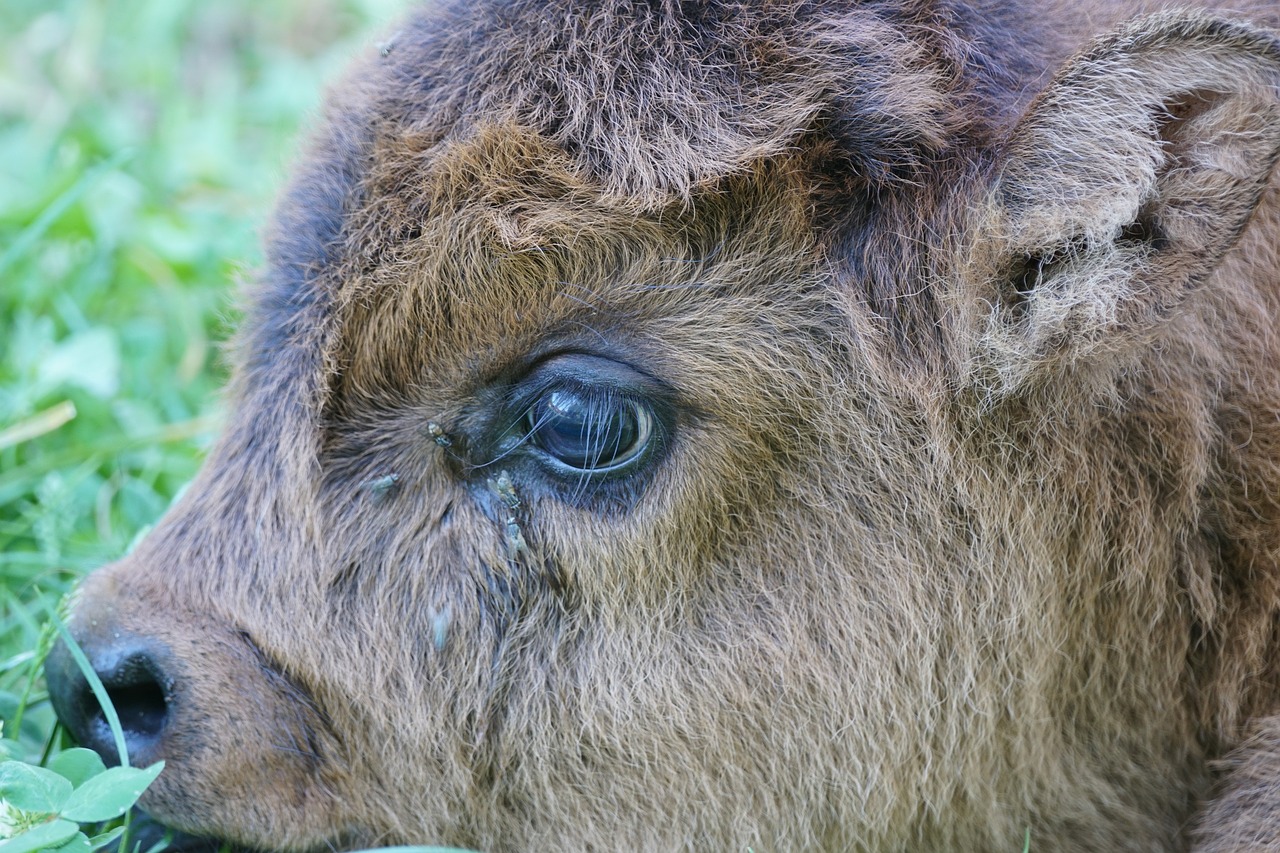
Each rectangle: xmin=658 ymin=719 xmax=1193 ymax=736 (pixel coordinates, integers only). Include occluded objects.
xmin=49 ymin=1 xmax=1280 ymax=851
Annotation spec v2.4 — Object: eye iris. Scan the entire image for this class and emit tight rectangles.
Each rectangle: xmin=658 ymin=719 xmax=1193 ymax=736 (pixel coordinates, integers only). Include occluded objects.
xmin=531 ymin=389 xmax=649 ymax=471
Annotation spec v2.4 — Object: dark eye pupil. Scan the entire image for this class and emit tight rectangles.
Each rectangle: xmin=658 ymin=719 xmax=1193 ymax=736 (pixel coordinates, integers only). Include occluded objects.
xmin=529 ymin=389 xmax=649 ymax=471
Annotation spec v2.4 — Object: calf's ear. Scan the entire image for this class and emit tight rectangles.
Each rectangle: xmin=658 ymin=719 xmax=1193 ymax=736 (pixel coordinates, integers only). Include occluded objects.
xmin=960 ymin=12 xmax=1280 ymax=394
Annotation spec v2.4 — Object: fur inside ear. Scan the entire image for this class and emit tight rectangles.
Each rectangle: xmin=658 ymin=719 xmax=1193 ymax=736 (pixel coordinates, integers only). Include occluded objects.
xmin=960 ymin=12 xmax=1280 ymax=394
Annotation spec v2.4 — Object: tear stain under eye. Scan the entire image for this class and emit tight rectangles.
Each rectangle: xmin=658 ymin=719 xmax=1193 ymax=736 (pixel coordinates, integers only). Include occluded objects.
xmin=473 ymin=472 xmax=566 ymax=752
xmin=473 ymin=472 xmax=531 ymax=750
xmin=487 ymin=470 xmax=529 ymax=562
xmin=478 ymin=471 xmax=530 ymax=643
xmin=492 ymin=470 xmax=519 ymax=510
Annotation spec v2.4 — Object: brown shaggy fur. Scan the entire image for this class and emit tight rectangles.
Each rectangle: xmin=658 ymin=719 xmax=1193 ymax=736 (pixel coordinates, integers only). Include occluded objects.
xmin=44 ymin=1 xmax=1280 ymax=851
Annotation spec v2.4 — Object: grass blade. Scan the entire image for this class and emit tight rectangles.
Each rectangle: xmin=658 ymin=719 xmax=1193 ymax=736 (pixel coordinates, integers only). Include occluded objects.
xmin=0 ymin=402 xmax=78 ymax=452
xmin=48 ymin=611 xmax=130 ymax=768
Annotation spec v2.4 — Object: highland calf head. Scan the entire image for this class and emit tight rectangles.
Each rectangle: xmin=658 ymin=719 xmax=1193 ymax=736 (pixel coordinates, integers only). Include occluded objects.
xmin=46 ymin=1 xmax=1280 ymax=851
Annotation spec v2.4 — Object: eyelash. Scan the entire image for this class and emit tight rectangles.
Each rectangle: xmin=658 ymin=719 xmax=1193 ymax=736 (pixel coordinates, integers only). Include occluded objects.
xmin=519 ymin=386 xmax=654 ymax=474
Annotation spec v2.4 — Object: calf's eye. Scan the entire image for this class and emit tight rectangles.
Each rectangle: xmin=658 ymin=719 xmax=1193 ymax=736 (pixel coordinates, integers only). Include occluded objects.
xmin=526 ymin=388 xmax=653 ymax=473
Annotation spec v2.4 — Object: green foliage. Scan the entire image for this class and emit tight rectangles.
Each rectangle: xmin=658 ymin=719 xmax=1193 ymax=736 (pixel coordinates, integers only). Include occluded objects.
xmin=1 ymin=0 xmax=406 ymax=849
xmin=0 ymin=748 xmax=163 ymax=853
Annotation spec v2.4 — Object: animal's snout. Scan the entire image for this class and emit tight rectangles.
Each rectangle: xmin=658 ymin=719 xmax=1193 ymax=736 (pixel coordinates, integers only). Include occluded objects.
xmin=42 ymin=565 xmax=351 ymax=847
xmin=46 ymin=632 xmax=175 ymax=767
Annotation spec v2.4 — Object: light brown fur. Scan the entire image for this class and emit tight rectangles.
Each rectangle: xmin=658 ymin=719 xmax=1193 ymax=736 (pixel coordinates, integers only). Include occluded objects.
xmin=44 ymin=1 xmax=1280 ymax=850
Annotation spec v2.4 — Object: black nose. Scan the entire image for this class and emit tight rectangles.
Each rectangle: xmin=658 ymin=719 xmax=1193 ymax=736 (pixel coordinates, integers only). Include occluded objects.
xmin=45 ymin=637 xmax=174 ymax=766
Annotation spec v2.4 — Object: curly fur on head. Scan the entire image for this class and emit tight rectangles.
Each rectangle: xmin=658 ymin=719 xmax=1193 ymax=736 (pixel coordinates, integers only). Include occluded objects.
xmin=42 ymin=1 xmax=1280 ymax=851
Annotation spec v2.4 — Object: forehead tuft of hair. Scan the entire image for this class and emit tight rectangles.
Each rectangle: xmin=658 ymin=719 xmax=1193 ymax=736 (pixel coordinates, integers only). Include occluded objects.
xmin=350 ymin=0 xmax=973 ymax=205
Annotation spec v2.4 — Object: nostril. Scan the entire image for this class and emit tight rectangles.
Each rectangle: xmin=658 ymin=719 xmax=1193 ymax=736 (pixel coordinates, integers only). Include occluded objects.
xmin=107 ymin=682 xmax=168 ymax=738
xmin=47 ymin=639 xmax=175 ymax=766
xmin=99 ymin=654 xmax=170 ymax=742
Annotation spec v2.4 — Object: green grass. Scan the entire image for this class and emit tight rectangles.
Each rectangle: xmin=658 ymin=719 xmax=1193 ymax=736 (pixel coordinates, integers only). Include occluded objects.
xmin=0 ymin=0 xmax=406 ymax=844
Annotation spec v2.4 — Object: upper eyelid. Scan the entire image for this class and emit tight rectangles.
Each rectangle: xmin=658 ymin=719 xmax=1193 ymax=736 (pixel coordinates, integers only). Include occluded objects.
xmin=505 ymin=360 xmax=651 ymax=414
